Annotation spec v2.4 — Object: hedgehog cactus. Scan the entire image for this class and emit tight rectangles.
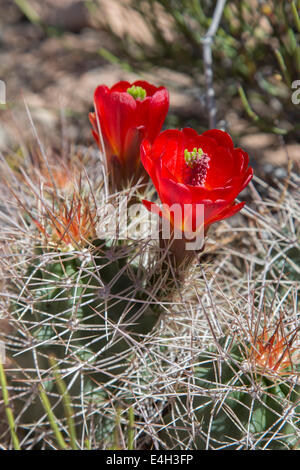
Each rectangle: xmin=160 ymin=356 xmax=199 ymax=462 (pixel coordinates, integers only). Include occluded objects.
xmin=0 ymin=77 xmax=299 ymax=450
xmin=11 ymin=185 xmax=160 ymax=371
xmin=161 ymin=329 xmax=299 ymax=450
xmin=1 ymin=154 xmax=163 ymax=447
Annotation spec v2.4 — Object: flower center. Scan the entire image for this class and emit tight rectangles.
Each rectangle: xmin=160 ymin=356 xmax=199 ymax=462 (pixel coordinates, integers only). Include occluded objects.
xmin=127 ymin=85 xmax=147 ymax=100
xmin=184 ymin=147 xmax=209 ymax=186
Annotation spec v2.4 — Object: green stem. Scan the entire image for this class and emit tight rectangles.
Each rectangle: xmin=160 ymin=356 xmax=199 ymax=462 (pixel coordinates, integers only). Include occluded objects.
xmin=112 ymin=407 xmax=122 ymax=450
xmin=292 ymin=1 xmax=300 ymax=34
xmin=128 ymin=407 xmax=135 ymax=450
xmin=0 ymin=362 xmax=21 ymax=450
xmin=238 ymin=85 xmax=259 ymax=122
xmin=274 ymin=49 xmax=292 ymax=87
xmin=13 ymin=0 xmax=41 ymax=26
xmin=85 ymin=438 xmax=91 ymax=450
xmin=49 ymin=356 xmax=78 ymax=450
xmin=39 ymin=385 xmax=68 ymax=450
xmin=238 ymin=85 xmax=287 ymax=135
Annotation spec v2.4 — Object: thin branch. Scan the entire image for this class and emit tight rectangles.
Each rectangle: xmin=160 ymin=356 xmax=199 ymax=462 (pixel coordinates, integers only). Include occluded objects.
xmin=202 ymin=0 xmax=226 ymax=129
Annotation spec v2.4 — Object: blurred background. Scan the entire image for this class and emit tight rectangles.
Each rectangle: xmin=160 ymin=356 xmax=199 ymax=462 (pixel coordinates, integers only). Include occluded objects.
xmin=0 ymin=0 xmax=299 ymax=177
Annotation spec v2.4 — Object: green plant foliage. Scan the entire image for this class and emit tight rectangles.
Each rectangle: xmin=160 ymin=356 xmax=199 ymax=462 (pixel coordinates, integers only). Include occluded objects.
xmin=98 ymin=0 xmax=300 ymax=136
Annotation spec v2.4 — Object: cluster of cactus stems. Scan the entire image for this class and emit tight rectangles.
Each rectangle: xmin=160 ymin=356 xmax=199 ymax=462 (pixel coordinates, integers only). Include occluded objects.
xmin=0 ymin=1 xmax=299 ymax=447
xmin=0 ymin=117 xmax=298 ymax=449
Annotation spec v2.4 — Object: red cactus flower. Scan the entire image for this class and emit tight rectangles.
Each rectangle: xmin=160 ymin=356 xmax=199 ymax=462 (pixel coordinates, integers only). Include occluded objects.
xmin=89 ymin=80 xmax=169 ymax=189
xmin=141 ymin=128 xmax=253 ymax=237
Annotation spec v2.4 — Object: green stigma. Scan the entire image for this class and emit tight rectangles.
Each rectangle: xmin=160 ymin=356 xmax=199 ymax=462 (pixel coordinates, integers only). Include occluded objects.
xmin=127 ymin=85 xmax=147 ymax=100
xmin=184 ymin=147 xmax=204 ymax=167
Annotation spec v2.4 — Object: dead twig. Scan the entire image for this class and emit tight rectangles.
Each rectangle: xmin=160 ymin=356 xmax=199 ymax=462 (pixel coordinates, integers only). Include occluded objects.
xmin=202 ymin=0 xmax=226 ymax=129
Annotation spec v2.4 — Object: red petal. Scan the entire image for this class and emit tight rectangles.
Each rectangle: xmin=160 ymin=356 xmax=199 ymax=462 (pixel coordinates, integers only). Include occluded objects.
xmin=142 ymin=199 xmax=162 ymax=217
xmin=141 ymin=139 xmax=159 ymax=189
xmin=207 ymin=201 xmax=245 ymax=226
xmin=204 ymin=145 xmax=235 ymax=188
xmin=202 ymin=129 xmax=234 ymax=149
xmin=94 ymin=85 xmax=137 ymax=161
xmin=123 ymin=126 xmax=145 ymax=175
xmin=157 ymin=173 xmax=193 ymax=208
xmin=136 ymin=88 xmax=169 ymax=143
xmin=239 ymin=167 xmax=253 ymax=192
xmin=185 ymin=184 xmax=236 ymax=202
xmin=133 ymin=80 xmax=161 ymax=97
xmin=201 ymin=199 xmax=231 ymax=225
xmin=149 ymin=130 xmax=185 ymax=182
xmin=227 ymin=166 xmax=253 ymax=197
xmin=152 ymin=129 xmax=184 ymax=159
xmin=110 ymin=81 xmax=131 ymax=93
xmin=233 ymin=148 xmax=249 ymax=174
xmin=182 ymin=128 xmax=199 ymax=139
